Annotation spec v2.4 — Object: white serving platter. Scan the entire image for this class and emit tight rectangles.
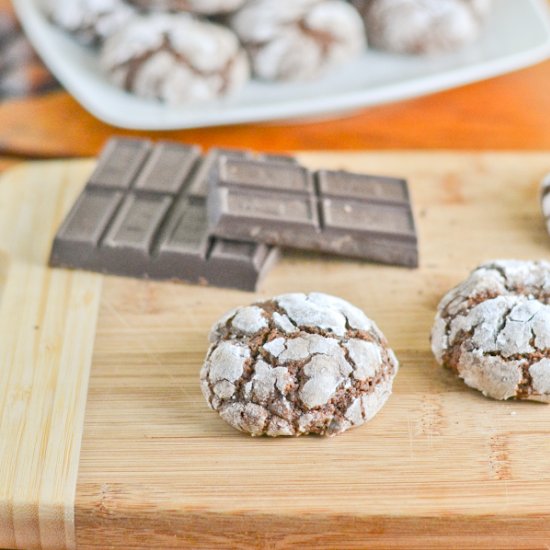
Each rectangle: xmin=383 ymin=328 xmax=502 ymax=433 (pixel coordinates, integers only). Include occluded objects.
xmin=15 ymin=0 xmax=550 ymax=131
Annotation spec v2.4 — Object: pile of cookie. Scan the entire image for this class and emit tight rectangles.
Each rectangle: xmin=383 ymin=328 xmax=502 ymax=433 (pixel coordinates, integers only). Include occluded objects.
xmin=44 ymin=0 xmax=495 ymax=105
xmin=0 ymin=2 xmax=57 ymax=98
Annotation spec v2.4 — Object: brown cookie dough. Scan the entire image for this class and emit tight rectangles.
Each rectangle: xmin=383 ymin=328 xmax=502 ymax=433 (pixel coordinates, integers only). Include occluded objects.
xmin=432 ymin=260 xmax=550 ymax=402
xmin=45 ymin=0 xmax=137 ymax=46
xmin=229 ymin=0 xmax=366 ymax=81
xmin=201 ymin=292 xmax=399 ymax=437
xmin=100 ymin=13 xmax=250 ymax=104
xmin=353 ymin=0 xmax=494 ymax=55
xmin=126 ymin=0 xmax=247 ymax=15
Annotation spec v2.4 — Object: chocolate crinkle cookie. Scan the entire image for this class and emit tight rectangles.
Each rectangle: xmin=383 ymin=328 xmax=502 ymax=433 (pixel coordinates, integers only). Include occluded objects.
xmin=126 ymin=0 xmax=247 ymax=15
xmin=201 ymin=293 xmax=399 ymax=437
xmin=229 ymin=0 xmax=366 ymax=81
xmin=432 ymin=260 xmax=550 ymax=403
xmin=45 ymin=0 xmax=136 ymax=46
xmin=100 ymin=13 xmax=250 ymax=104
xmin=352 ymin=0 xmax=494 ymax=55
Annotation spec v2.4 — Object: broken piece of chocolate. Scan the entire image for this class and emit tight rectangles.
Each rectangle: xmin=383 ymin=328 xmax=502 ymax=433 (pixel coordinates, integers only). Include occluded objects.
xmin=208 ymin=157 xmax=419 ymax=267
xmin=50 ymin=138 xmax=280 ymax=291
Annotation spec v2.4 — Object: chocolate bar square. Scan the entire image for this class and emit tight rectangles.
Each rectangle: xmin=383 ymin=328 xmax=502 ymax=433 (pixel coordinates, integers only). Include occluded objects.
xmin=50 ymin=138 xmax=281 ymax=292
xmin=208 ymin=158 xmax=419 ymax=267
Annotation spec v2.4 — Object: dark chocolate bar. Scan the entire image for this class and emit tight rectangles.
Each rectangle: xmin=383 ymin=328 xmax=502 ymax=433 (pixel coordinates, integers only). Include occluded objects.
xmin=186 ymin=148 xmax=297 ymax=200
xmin=207 ymin=157 xmax=419 ymax=267
xmin=50 ymin=138 xmax=281 ymax=291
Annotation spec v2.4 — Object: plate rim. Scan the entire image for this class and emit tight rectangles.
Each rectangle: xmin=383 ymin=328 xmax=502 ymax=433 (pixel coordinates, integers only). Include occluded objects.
xmin=14 ymin=0 xmax=550 ymax=131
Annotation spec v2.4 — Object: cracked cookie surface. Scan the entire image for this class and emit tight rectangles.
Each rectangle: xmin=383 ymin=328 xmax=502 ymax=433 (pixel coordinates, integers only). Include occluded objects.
xmin=201 ymin=292 xmax=399 ymax=437
xmin=100 ymin=13 xmax=249 ymax=104
xmin=229 ymin=0 xmax=366 ymax=82
xmin=431 ymin=260 xmax=550 ymax=402
xmin=353 ymin=0 xmax=494 ymax=55
xmin=45 ymin=0 xmax=136 ymax=46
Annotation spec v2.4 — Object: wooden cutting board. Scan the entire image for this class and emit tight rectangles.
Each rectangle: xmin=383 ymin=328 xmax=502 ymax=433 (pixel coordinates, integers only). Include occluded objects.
xmin=1 ymin=152 xmax=550 ymax=550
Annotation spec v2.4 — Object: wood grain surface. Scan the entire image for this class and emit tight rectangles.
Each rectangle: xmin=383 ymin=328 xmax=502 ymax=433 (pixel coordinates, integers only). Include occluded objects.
xmin=0 ymin=157 xmax=19 ymax=172
xmin=3 ymin=152 xmax=550 ymax=549
xmin=0 ymin=59 xmax=548 ymax=158
xmin=0 ymin=162 xmax=103 ymax=550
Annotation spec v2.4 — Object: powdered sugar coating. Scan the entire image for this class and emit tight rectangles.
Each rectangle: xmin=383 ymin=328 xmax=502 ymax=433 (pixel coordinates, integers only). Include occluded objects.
xmin=529 ymin=359 xmax=550 ymax=401
xmin=126 ymin=0 xmax=246 ymax=14
xmin=45 ymin=0 xmax=136 ymax=46
xmin=230 ymin=0 xmax=366 ymax=81
xmin=272 ymin=311 xmax=298 ymax=334
xmin=231 ymin=306 xmax=268 ymax=334
xmin=100 ymin=13 xmax=249 ymax=104
xmin=431 ymin=260 xmax=550 ymax=402
xmin=345 ymin=340 xmax=382 ymax=380
xmin=353 ymin=0 xmax=494 ymax=55
xmin=201 ymin=292 xmax=399 ymax=436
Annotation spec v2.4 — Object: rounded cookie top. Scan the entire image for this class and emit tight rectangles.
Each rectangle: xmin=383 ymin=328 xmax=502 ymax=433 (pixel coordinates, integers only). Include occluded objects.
xmin=230 ymin=0 xmax=366 ymax=81
xmin=432 ymin=260 xmax=550 ymax=402
xmin=126 ymin=0 xmax=247 ymax=14
xmin=45 ymin=0 xmax=136 ymax=46
xmin=201 ymin=292 xmax=399 ymax=437
xmin=100 ymin=13 xmax=250 ymax=104
xmin=353 ymin=0 xmax=493 ymax=55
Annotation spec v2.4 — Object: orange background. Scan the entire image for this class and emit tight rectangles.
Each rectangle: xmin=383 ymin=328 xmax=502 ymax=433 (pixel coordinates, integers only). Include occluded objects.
xmin=0 ymin=0 xmax=549 ymax=164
